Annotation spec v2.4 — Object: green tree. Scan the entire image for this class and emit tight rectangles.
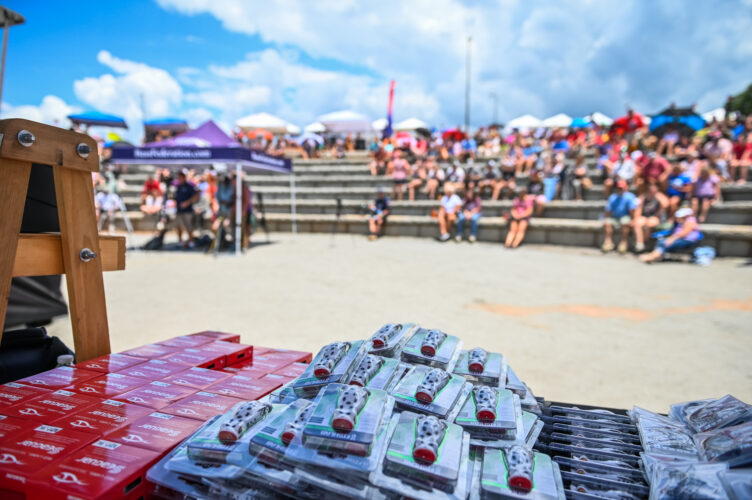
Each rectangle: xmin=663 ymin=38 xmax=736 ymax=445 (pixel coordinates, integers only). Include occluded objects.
xmin=728 ymin=84 xmax=752 ymax=116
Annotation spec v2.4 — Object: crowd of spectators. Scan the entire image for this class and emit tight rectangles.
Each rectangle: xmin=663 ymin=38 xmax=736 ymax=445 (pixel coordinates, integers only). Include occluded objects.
xmin=365 ymin=110 xmax=751 ymax=260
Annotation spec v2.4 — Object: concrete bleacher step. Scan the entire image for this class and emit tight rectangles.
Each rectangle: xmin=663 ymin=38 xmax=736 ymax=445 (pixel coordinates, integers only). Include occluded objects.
xmin=261 ymin=213 xmax=752 ymax=257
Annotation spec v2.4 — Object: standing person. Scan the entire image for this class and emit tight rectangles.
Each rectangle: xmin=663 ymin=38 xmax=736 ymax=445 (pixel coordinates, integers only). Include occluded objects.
xmin=391 ymin=150 xmax=410 ymax=201
xmin=691 ymin=165 xmax=721 ymax=223
xmin=175 ymin=170 xmax=200 ymax=248
xmin=601 ymin=179 xmax=642 ymax=253
xmin=407 ymin=158 xmax=427 ymax=201
xmin=636 ymin=183 xmax=669 ymax=245
xmin=455 ymin=189 xmax=482 ymax=243
xmin=505 ymin=188 xmax=533 ymax=249
xmin=367 ymin=189 xmax=390 ymax=240
xmin=438 ymin=185 xmax=462 ymax=242
xmin=639 ymin=207 xmax=703 ymax=263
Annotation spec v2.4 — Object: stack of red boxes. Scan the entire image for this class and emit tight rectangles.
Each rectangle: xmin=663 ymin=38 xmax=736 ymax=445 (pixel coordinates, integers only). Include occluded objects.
xmin=0 ymin=331 xmax=311 ymax=499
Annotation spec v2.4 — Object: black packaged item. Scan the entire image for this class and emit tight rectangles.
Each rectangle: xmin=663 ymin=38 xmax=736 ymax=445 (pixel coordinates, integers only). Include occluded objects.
xmin=695 ymin=421 xmax=752 ymax=467
xmin=401 ymin=327 xmax=462 ymax=370
xmin=550 ymin=415 xmax=638 ymax=435
xmin=685 ymin=394 xmax=752 ymax=433
xmin=559 ymin=471 xmax=649 ymax=498
xmin=453 ymin=348 xmax=507 ymax=386
xmin=392 ymin=364 xmax=472 ymax=420
xmin=649 ymin=461 xmax=728 ymax=500
xmin=669 ymin=398 xmax=716 ymax=429
xmin=455 ymin=387 xmax=519 ymax=441
xmin=368 ymin=322 xmax=414 ymax=357
xmin=551 ymin=423 xmax=642 ymax=444
xmin=550 ymin=406 xmax=632 ymax=424
xmin=292 ymin=339 xmax=367 ymax=397
xmin=553 ymin=456 xmax=646 ymax=485
xmin=550 ymin=433 xmax=643 ymax=455
xmin=632 ymin=407 xmax=698 ymax=458
xmin=479 ymin=447 xmax=565 ymax=500
xmin=549 ymin=442 xmax=642 ymax=468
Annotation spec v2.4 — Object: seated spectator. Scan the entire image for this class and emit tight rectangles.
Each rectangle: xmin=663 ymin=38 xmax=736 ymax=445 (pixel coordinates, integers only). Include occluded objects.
xmin=422 ymin=158 xmax=444 ymax=199
xmin=543 ymin=153 xmax=565 ymax=202
xmin=95 ymin=188 xmax=122 ymax=234
xmin=140 ymin=186 xmax=163 ymax=215
xmin=407 ymin=158 xmax=427 ymax=201
xmin=665 ymin=163 xmax=693 ymax=219
xmin=656 ymin=125 xmax=680 ymax=156
xmin=527 ymin=168 xmax=547 ymax=216
xmin=464 ymin=162 xmax=483 ymax=191
xmin=493 ymin=151 xmax=517 ymax=200
xmin=390 ymin=150 xmax=410 ymax=201
xmin=456 ymin=189 xmax=482 ymax=243
xmin=478 ymin=160 xmax=500 ymax=198
xmin=730 ymin=132 xmax=750 ymax=184
xmin=681 ymin=150 xmax=703 ymax=180
xmin=702 ymin=131 xmax=732 ymax=180
xmin=636 ymin=183 xmax=669 ymax=245
xmin=505 ymin=187 xmax=534 ymax=249
xmin=367 ymin=189 xmax=390 ymax=241
xmin=370 ymin=146 xmax=388 ymax=176
xmin=571 ymin=154 xmax=592 ymax=201
xmin=602 ymin=179 xmax=643 ymax=253
xmin=141 ymin=174 xmax=163 ymax=203
xmin=636 ymin=152 xmax=670 ymax=194
xmin=460 ymin=136 xmax=477 ymax=161
xmin=438 ymin=185 xmax=462 ymax=242
xmin=691 ymin=165 xmax=721 ymax=223
xmin=604 ymin=149 xmax=636 ymax=197
xmin=639 ymin=207 xmax=703 ymax=263
xmin=444 ymin=161 xmax=466 ymax=192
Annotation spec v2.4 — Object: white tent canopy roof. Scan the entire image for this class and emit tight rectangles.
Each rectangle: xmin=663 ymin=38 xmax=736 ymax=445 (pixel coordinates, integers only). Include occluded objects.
xmin=304 ymin=121 xmax=326 ymax=133
xmin=286 ymin=123 xmax=301 ymax=135
xmin=542 ymin=113 xmax=572 ymax=128
xmin=507 ymin=114 xmax=543 ymax=129
xmin=318 ymin=110 xmax=373 ymax=133
xmin=236 ymin=112 xmax=293 ymax=134
xmin=372 ymin=118 xmax=388 ymax=131
xmin=589 ymin=111 xmax=613 ymax=126
xmin=395 ymin=117 xmax=429 ymax=131
xmin=701 ymin=107 xmax=726 ymax=123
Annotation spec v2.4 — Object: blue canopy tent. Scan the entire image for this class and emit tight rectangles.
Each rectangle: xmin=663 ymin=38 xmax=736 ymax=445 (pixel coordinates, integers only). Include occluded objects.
xmin=111 ymin=120 xmax=296 ymax=255
xmin=570 ymin=116 xmax=591 ymax=128
xmin=68 ymin=111 xmax=128 ymax=129
xmin=650 ymin=105 xmax=705 ymax=137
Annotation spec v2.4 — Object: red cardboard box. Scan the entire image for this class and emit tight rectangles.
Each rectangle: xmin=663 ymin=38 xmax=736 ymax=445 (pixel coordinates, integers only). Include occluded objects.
xmin=221 ymin=358 xmax=255 ymax=374
xmin=27 ymin=439 xmax=161 ymax=500
xmin=160 ymin=367 xmax=232 ymax=390
xmin=116 ymin=359 xmax=187 ymax=380
xmin=0 ymin=424 xmax=99 ymax=494
xmin=55 ymin=400 xmax=152 ymax=435
xmin=200 ymin=341 xmax=253 ymax=366
xmin=274 ymin=362 xmax=309 ymax=379
xmin=189 ymin=331 xmax=241 ymax=343
xmin=66 ymin=373 xmax=148 ymax=398
xmin=255 ymin=347 xmax=312 ymax=364
xmin=160 ymin=348 xmax=225 ymax=370
xmin=119 ymin=343 xmax=182 ymax=359
xmin=157 ymin=335 xmax=215 ymax=349
xmin=75 ymin=354 xmax=145 ymax=374
xmin=205 ymin=375 xmax=281 ymax=401
xmin=0 ymin=382 xmax=49 ymax=411
xmin=160 ymin=391 xmax=243 ymax=421
xmin=113 ymin=382 xmax=196 ymax=410
xmin=0 ymin=415 xmax=40 ymax=441
xmin=251 ymin=346 xmax=274 ymax=356
xmin=105 ymin=412 xmax=202 ymax=452
xmin=247 ymin=354 xmax=294 ymax=372
xmin=260 ymin=373 xmax=294 ymax=385
xmin=17 ymin=366 xmax=101 ymax=390
xmin=4 ymin=389 xmax=101 ymax=422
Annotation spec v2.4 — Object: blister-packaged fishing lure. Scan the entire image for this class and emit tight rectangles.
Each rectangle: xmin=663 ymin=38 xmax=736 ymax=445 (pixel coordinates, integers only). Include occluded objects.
xmin=392 ymin=364 xmax=472 ymax=420
xmin=292 ymin=340 xmax=367 ymax=398
xmin=694 ymin=421 xmax=752 ymax=467
xmin=478 ymin=446 xmax=565 ymax=500
xmin=453 ymin=348 xmax=507 ymax=387
xmin=368 ymin=322 xmax=416 ymax=357
xmin=401 ymin=327 xmax=462 ymax=370
xmin=455 ymin=387 xmax=520 ymax=440
xmin=347 ymin=354 xmax=408 ymax=392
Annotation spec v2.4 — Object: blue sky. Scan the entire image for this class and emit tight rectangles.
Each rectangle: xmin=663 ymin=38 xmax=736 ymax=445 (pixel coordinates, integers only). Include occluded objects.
xmin=3 ymin=0 xmax=751 ymax=140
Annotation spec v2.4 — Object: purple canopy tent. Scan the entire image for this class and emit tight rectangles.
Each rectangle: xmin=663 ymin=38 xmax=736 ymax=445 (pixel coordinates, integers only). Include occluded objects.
xmin=111 ymin=120 xmax=296 ymax=255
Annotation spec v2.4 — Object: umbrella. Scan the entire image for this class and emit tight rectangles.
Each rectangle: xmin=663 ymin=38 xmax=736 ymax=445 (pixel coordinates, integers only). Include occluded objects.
xmin=237 ymin=112 xmax=292 ymax=134
xmin=292 ymin=132 xmax=324 ymax=146
xmin=542 ymin=113 xmax=572 ymax=128
xmin=611 ymin=111 xmax=647 ymax=135
xmin=317 ymin=110 xmax=373 ymax=134
xmin=247 ymin=128 xmax=273 ymax=140
xmin=68 ymin=111 xmax=128 ymax=129
xmin=143 ymin=117 xmax=188 ymax=131
xmin=590 ymin=112 xmax=613 ymax=126
xmin=570 ymin=116 xmax=592 ymax=128
xmin=304 ymin=122 xmax=326 ymax=133
xmin=649 ymin=105 xmax=705 ymax=137
xmin=442 ymin=128 xmax=466 ymax=141
xmin=394 ymin=131 xmax=416 ymax=148
xmin=395 ymin=117 xmax=429 ymax=131
xmin=506 ymin=114 xmax=543 ymax=130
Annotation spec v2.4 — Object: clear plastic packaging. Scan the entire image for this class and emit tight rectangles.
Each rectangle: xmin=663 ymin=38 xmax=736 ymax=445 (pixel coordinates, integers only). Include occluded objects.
xmin=249 ymin=399 xmax=313 ymax=468
xmin=668 ymin=397 xmax=716 ymax=429
xmin=504 ymin=366 xmax=527 ymax=395
xmin=648 ymin=461 xmax=729 ymax=499
xmin=478 ymin=447 xmax=565 ymax=500
xmin=559 ymin=471 xmax=649 ymax=498
xmin=685 ymin=394 xmax=752 ymax=433
xmin=455 ymin=387 xmax=520 ymax=440
xmin=292 ymin=340 xmax=367 ymax=398
xmin=719 ymin=468 xmax=752 ymax=500
xmin=347 ymin=354 xmax=407 ymax=391
xmin=367 ymin=322 xmax=416 ymax=357
xmin=694 ymin=421 xmax=752 ymax=467
xmin=632 ymin=406 xmax=698 ymax=458
xmin=401 ymin=327 xmax=463 ymax=370
xmin=392 ymin=364 xmax=472 ymax=420
xmin=453 ymin=348 xmax=507 ymax=386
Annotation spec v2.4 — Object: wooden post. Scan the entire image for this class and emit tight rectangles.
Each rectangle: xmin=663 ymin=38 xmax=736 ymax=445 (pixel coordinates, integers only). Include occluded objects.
xmin=0 ymin=119 xmax=124 ymax=361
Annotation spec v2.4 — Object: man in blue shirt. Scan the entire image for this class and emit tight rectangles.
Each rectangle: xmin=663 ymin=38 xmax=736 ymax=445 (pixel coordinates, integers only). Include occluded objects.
xmin=367 ymin=189 xmax=390 ymax=241
xmin=602 ymin=179 xmax=643 ymax=253
xmin=175 ymin=170 xmax=200 ymax=248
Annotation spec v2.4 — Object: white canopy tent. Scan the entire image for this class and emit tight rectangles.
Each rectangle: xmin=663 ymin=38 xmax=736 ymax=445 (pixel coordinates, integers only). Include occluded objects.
xmin=286 ymin=123 xmax=301 ymax=135
xmin=318 ymin=110 xmax=373 ymax=134
xmin=701 ymin=107 xmax=726 ymax=123
xmin=372 ymin=118 xmax=388 ymax=131
xmin=236 ymin=112 xmax=294 ymax=134
xmin=304 ymin=121 xmax=326 ymax=133
xmin=395 ymin=117 xmax=429 ymax=131
xmin=542 ymin=113 xmax=572 ymax=128
xmin=590 ymin=112 xmax=613 ymax=126
xmin=507 ymin=114 xmax=543 ymax=130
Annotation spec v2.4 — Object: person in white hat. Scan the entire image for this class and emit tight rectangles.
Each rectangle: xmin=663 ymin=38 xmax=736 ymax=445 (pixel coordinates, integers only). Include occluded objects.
xmin=639 ymin=207 xmax=703 ymax=263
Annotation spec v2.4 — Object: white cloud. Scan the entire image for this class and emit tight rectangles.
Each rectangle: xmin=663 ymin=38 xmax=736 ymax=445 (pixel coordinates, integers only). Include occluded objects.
xmin=1 ymin=95 xmax=81 ymax=127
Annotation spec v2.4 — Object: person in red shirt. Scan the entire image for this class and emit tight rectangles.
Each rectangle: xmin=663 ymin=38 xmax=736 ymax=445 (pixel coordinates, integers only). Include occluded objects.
xmin=636 ymin=152 xmax=671 ymax=194
xmin=141 ymin=174 xmax=163 ymax=203
xmin=730 ymin=132 xmax=751 ymax=184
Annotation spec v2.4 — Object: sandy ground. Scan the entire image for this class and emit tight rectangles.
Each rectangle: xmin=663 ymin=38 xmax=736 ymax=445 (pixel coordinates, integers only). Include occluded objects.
xmin=46 ymin=233 xmax=752 ymax=413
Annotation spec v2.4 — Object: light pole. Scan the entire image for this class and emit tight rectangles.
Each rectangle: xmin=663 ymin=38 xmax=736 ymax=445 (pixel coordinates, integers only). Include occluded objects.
xmin=464 ymin=36 xmax=471 ymax=133
xmin=0 ymin=7 xmax=25 ymax=115
xmin=489 ymin=92 xmax=498 ymax=125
